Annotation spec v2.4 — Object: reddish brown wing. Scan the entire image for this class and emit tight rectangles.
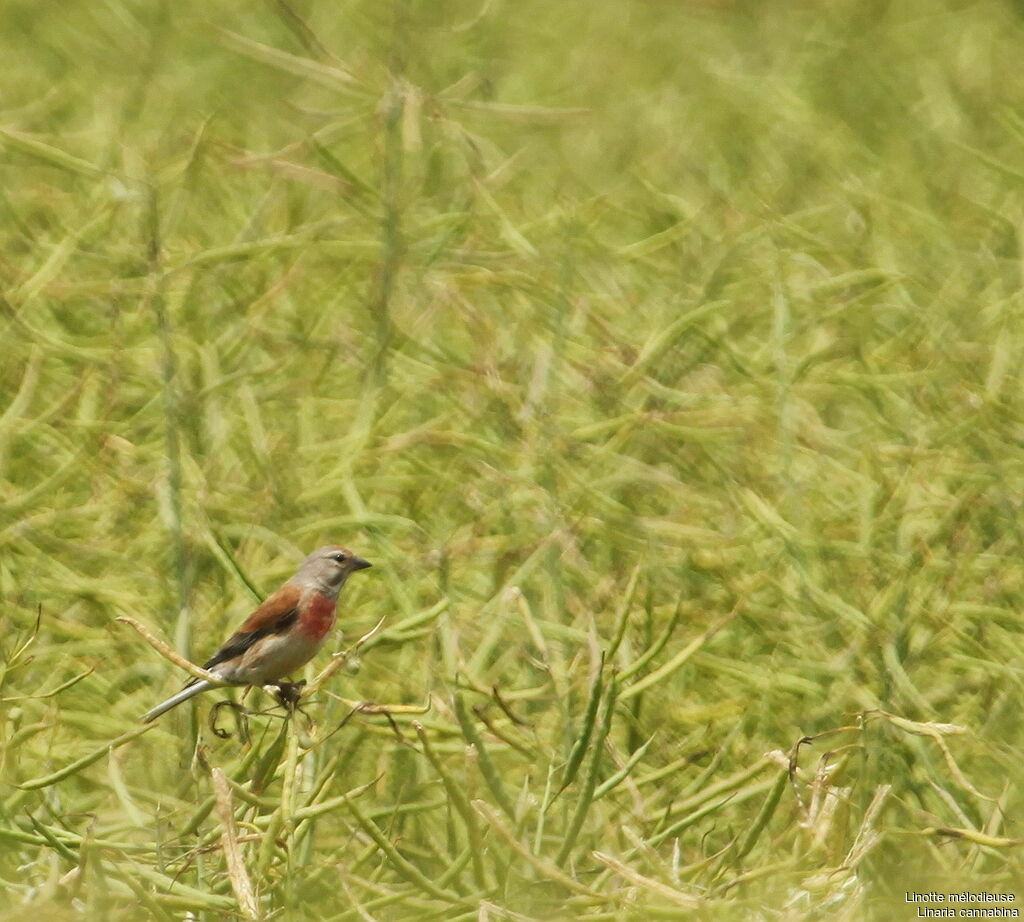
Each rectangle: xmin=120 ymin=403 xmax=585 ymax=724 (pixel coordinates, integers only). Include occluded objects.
xmin=199 ymin=584 xmax=301 ymax=673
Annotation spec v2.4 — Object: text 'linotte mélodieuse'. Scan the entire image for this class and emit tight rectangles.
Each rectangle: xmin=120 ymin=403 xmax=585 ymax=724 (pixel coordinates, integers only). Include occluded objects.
xmin=905 ymin=891 xmax=1019 ymax=918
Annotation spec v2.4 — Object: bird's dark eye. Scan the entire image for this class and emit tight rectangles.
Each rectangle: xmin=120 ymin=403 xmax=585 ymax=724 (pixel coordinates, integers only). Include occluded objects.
xmin=332 ymin=553 xmax=346 ymax=563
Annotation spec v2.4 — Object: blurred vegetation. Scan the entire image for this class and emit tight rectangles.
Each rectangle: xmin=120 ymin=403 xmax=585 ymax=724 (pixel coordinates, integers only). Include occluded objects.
xmin=2 ymin=0 xmax=1024 ymax=918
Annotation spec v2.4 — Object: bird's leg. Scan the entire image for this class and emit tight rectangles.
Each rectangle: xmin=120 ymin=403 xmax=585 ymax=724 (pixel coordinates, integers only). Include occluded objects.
xmin=270 ymin=680 xmax=307 ymax=711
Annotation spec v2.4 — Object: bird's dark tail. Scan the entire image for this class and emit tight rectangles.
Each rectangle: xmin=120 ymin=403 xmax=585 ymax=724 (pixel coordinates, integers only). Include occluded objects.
xmin=141 ymin=679 xmax=214 ymax=723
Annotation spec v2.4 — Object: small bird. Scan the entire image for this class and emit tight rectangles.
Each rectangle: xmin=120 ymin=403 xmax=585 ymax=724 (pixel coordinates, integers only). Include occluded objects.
xmin=142 ymin=545 xmax=372 ymax=723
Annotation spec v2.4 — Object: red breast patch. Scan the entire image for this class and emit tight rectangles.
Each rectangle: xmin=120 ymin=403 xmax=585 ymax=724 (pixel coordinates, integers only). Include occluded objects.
xmin=300 ymin=593 xmax=337 ymax=640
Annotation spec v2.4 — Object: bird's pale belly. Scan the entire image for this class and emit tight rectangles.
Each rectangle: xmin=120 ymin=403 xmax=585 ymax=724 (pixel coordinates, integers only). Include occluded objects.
xmin=223 ymin=632 xmax=323 ymax=685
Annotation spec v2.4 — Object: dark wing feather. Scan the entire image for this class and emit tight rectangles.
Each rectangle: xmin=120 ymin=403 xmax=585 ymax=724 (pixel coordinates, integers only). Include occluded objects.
xmin=201 ymin=608 xmax=299 ymax=671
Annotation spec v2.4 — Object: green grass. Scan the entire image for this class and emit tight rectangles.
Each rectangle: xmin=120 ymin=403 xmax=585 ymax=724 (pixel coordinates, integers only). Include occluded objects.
xmin=3 ymin=0 xmax=1024 ymax=918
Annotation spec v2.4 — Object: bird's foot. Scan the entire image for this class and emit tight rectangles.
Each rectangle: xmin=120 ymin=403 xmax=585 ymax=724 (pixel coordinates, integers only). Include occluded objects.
xmin=271 ymin=680 xmax=307 ymax=711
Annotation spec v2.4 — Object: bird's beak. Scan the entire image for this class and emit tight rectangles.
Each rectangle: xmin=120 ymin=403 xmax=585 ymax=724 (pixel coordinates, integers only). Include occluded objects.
xmin=352 ymin=557 xmax=372 ymax=571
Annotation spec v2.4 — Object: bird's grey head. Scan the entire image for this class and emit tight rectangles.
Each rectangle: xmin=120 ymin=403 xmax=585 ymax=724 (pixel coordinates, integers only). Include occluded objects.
xmin=295 ymin=545 xmax=372 ymax=595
